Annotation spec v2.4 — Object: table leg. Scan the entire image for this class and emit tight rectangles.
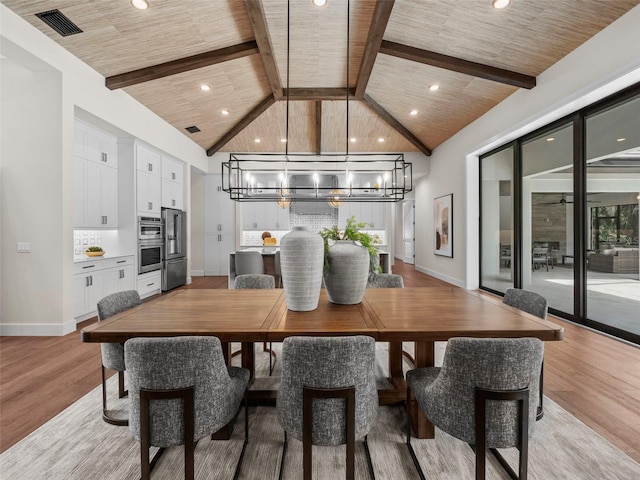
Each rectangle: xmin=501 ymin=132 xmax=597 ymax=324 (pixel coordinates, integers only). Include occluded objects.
xmin=388 ymin=341 xmax=404 ymax=378
xmin=241 ymin=342 xmax=256 ymax=382
xmin=409 ymin=341 xmax=435 ymax=439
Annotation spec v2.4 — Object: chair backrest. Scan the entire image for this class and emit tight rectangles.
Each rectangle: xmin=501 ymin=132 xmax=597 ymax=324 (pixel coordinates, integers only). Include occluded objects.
xmin=503 ymin=288 xmax=548 ymax=319
xmin=274 ymin=250 xmax=281 ymax=275
xmin=532 ymin=247 xmax=548 ymax=256
xmin=425 ymin=337 xmax=543 ymax=448
xmin=97 ymin=290 xmax=141 ymax=321
xmin=234 ymin=251 xmax=264 ymax=275
xmin=277 ymin=336 xmax=378 ymax=446
xmin=234 ymin=274 xmax=275 ymax=289
xmin=124 ymin=336 xmax=246 ymax=447
xmin=97 ymin=290 xmax=141 ymax=371
xmin=367 ymin=273 xmax=404 ymax=288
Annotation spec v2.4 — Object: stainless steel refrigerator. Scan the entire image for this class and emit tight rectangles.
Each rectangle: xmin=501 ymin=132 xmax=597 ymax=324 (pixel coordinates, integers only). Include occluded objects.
xmin=161 ymin=207 xmax=187 ymax=291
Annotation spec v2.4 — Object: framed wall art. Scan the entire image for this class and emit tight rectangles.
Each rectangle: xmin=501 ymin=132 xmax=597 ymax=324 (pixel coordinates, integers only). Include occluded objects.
xmin=434 ymin=194 xmax=453 ymax=257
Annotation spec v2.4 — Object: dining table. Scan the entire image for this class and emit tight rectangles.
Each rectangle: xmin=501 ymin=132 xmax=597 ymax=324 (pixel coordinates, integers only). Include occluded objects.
xmin=81 ymin=286 xmax=564 ymax=439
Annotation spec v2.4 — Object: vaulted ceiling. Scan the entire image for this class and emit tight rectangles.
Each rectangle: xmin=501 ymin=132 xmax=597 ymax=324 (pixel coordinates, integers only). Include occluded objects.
xmin=4 ymin=0 xmax=638 ymax=156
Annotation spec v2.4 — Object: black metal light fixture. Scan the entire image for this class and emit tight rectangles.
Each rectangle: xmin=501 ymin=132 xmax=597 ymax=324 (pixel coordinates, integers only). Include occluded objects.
xmin=223 ymin=0 xmax=412 ymax=204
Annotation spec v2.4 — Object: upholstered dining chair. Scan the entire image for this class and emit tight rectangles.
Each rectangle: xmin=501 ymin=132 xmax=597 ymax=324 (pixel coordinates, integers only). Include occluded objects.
xmin=406 ymin=337 xmax=543 ymax=480
xmin=274 ymin=250 xmax=282 ymax=287
xmin=503 ymin=288 xmax=549 ymax=420
xmin=124 ymin=336 xmax=250 ymax=480
xmin=96 ymin=289 xmax=141 ymax=426
xmin=234 ymin=273 xmax=277 ymax=375
xmin=277 ymin=336 xmax=378 ymax=480
xmin=234 ymin=250 xmax=264 ymax=277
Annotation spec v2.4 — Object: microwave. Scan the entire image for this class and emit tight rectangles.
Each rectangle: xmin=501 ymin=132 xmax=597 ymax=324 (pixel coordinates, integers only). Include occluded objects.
xmin=138 ymin=216 xmax=163 ymax=242
xmin=138 ymin=241 xmax=163 ymax=274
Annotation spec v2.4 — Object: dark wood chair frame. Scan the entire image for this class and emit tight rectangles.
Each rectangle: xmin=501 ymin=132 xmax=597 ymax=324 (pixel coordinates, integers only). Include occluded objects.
xmin=101 ymin=366 xmax=127 ymax=426
xmin=278 ymin=385 xmax=375 ymax=480
xmin=140 ymin=386 xmax=249 ymax=480
xmin=406 ymin=385 xmax=530 ymax=480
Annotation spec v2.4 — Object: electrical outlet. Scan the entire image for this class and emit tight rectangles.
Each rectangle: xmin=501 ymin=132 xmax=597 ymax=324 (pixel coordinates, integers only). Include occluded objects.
xmin=17 ymin=242 xmax=31 ymax=253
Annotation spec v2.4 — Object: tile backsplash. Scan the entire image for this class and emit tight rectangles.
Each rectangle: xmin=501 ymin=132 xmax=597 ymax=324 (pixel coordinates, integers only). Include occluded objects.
xmin=290 ymin=211 xmax=338 ymax=232
xmin=73 ymin=230 xmax=102 ymax=257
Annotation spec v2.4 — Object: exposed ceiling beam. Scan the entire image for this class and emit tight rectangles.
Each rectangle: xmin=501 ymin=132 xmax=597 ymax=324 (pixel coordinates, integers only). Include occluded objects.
xmin=105 ymin=41 xmax=259 ymax=90
xmin=245 ymin=0 xmax=283 ymax=100
xmin=362 ymin=94 xmax=432 ymax=156
xmin=379 ymin=40 xmax=536 ymax=89
xmin=285 ymin=88 xmax=357 ymax=101
xmin=206 ymin=94 xmax=276 ymax=156
xmin=355 ymin=0 xmax=395 ymax=98
xmin=315 ymin=101 xmax=322 ymax=155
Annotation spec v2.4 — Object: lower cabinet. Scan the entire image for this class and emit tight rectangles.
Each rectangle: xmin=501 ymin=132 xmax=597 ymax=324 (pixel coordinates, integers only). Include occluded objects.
xmin=73 ymin=256 xmax=135 ymax=320
xmin=137 ymin=271 xmax=162 ymax=298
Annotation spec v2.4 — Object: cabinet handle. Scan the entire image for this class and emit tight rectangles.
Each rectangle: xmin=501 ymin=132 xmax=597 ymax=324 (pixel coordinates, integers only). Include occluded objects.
xmin=171 ymin=172 xmax=176 ymax=180
xmin=82 ymin=265 xmax=95 ymax=269
xmin=89 ymin=275 xmax=93 ymax=286
xmin=217 ymin=224 xmax=222 ymax=232
xmin=120 ymin=269 xmax=125 ymax=279
xmin=218 ymin=234 xmax=221 ymax=242
xmin=148 ymin=202 xmax=153 ymax=210
xmin=172 ymin=199 xmax=176 ymax=207
xmin=85 ymin=276 xmax=90 ymax=287
xmin=148 ymin=163 xmax=153 ymax=172
xmin=117 ymin=260 xmax=126 ymax=264
xmin=217 ymin=186 xmax=221 ymax=192
xmin=252 ymin=222 xmax=257 ymax=229
xmin=104 ymin=215 xmax=107 ymax=224
xmin=147 ymin=282 xmax=155 ymax=287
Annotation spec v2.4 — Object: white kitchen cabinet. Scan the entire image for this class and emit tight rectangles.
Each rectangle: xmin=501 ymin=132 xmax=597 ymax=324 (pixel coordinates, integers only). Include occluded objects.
xmin=162 ymin=155 xmax=184 ymax=184
xmin=265 ymin=202 xmax=290 ymax=230
xmin=243 ymin=202 xmax=290 ymax=231
xmin=137 ymin=271 xmax=162 ymax=298
xmin=135 ymin=143 xmax=162 ymax=216
xmin=162 ymin=178 xmax=183 ymax=210
xmin=73 ymin=256 xmax=135 ymax=320
xmin=74 ymin=121 xmax=119 ymax=228
xmin=204 ymin=174 xmax=236 ymax=275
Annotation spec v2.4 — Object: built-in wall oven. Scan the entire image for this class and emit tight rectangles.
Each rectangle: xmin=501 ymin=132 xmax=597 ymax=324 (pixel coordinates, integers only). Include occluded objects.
xmin=138 ymin=216 xmax=163 ymax=274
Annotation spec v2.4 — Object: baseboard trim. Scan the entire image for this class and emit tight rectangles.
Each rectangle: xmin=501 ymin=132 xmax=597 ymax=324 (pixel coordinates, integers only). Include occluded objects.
xmin=190 ymin=270 xmax=204 ymax=277
xmin=415 ymin=265 xmax=466 ymax=288
xmin=0 ymin=320 xmax=76 ymax=336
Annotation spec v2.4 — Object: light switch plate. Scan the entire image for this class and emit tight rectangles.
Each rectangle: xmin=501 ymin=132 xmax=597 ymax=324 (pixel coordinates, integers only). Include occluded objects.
xmin=17 ymin=242 xmax=31 ymax=253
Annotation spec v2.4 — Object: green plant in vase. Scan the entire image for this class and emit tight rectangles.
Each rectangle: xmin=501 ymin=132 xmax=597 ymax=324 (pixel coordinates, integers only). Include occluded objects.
xmin=319 ymin=216 xmax=382 ymax=273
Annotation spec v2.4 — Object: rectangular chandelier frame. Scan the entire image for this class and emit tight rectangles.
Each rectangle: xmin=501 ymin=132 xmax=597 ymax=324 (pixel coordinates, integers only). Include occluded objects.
xmin=222 ymin=153 xmax=412 ymax=203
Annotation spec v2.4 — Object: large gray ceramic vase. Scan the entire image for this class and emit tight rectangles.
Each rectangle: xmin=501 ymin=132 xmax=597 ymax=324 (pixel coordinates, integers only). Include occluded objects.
xmin=280 ymin=226 xmax=324 ymax=311
xmin=324 ymin=240 xmax=370 ymax=304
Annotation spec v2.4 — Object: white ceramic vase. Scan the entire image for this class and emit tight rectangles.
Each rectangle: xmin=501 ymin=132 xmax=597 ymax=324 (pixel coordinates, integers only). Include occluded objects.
xmin=280 ymin=226 xmax=324 ymax=311
xmin=324 ymin=240 xmax=370 ymax=304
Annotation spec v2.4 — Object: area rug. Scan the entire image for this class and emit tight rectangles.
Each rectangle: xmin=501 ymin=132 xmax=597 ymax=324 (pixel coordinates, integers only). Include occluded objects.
xmin=1 ymin=344 xmax=638 ymax=479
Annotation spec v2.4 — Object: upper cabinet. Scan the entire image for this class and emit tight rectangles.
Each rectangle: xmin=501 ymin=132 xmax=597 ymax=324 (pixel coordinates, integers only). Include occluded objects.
xmin=242 ymin=202 xmax=290 ymax=231
xmin=338 ymin=203 xmax=386 ymax=230
xmin=161 ymin=155 xmax=184 ymax=210
xmin=74 ymin=121 xmax=118 ymax=228
xmin=135 ymin=143 xmax=162 ymax=216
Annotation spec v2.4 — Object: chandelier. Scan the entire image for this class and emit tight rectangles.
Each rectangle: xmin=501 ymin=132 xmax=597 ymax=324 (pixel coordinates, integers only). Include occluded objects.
xmin=223 ymin=0 xmax=412 ymax=204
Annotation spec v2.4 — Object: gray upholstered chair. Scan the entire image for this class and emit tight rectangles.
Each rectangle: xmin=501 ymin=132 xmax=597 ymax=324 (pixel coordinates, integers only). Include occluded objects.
xmin=277 ymin=336 xmax=378 ymax=480
xmin=234 ymin=250 xmax=264 ymax=276
xmin=124 ymin=336 xmax=250 ymax=480
xmin=234 ymin=273 xmax=277 ymax=375
xmin=406 ymin=337 xmax=543 ymax=480
xmin=366 ymin=273 xmax=404 ymax=288
xmin=96 ymin=290 xmax=141 ymax=426
xmin=503 ymin=288 xmax=549 ymax=420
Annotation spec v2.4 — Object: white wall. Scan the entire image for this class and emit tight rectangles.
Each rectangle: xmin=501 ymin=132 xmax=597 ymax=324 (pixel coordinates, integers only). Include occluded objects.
xmin=0 ymin=4 xmax=210 ymax=334
xmin=414 ymin=4 xmax=640 ymax=289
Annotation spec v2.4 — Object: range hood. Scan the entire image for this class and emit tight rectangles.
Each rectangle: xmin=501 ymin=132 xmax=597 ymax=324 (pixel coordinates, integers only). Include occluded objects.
xmin=290 ymin=174 xmax=337 ymax=215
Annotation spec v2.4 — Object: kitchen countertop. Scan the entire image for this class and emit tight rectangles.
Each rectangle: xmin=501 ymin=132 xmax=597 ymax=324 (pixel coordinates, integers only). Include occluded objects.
xmin=73 ymin=253 xmax=134 ymax=264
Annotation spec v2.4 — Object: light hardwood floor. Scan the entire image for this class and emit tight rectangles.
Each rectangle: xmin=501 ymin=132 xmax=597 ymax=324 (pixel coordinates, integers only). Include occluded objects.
xmin=1 ymin=262 xmax=639 ymax=464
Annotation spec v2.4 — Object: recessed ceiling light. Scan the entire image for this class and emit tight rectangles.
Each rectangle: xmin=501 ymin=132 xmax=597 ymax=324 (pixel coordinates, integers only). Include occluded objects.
xmin=350 ymin=137 xmax=356 ymax=143
xmin=617 ymin=137 xmax=626 ymax=142
xmin=410 ymin=109 xmax=418 ymax=116
xmin=428 ymin=84 xmax=439 ymax=91
xmin=200 ymin=84 xmax=210 ymax=92
xmin=280 ymin=138 xmax=287 ymax=143
xmin=254 ymin=138 xmax=261 ymax=143
xmin=546 ymin=137 xmax=555 ymax=142
xmin=131 ymin=0 xmax=149 ymax=10
xmin=312 ymin=0 xmax=327 ymax=6
xmin=220 ymin=109 xmax=229 ymax=115
xmin=378 ymin=137 xmax=385 ymax=143
xmin=492 ymin=0 xmax=511 ymax=9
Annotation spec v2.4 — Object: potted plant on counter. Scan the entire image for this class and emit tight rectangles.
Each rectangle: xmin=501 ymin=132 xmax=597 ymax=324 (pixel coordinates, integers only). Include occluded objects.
xmin=85 ymin=246 xmax=105 ymax=257
xmin=319 ymin=216 xmax=381 ymax=304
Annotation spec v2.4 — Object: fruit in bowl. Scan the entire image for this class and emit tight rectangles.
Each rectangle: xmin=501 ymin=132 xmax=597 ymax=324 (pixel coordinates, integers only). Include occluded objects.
xmin=85 ymin=246 xmax=105 ymax=257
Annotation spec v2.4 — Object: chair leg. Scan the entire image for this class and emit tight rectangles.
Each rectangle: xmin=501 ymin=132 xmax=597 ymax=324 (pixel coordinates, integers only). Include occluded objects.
xmin=475 ymin=386 xmax=529 ymax=480
xmin=303 ymin=386 xmax=356 ymax=480
xmin=536 ymin=361 xmax=544 ymax=421
xmin=233 ymin=392 xmax=250 ymax=480
xmin=101 ymin=365 xmax=128 ymax=426
xmin=406 ymin=387 xmax=426 ymax=480
xmin=278 ymin=431 xmax=288 ymax=480
xmin=140 ymin=386 xmax=195 ymax=480
xmin=263 ymin=341 xmax=276 ymax=376
xmin=118 ymin=370 xmax=127 ymax=398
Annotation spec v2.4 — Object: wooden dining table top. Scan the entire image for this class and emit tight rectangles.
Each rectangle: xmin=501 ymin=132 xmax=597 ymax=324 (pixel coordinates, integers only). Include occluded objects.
xmin=81 ymin=287 xmax=564 ymax=344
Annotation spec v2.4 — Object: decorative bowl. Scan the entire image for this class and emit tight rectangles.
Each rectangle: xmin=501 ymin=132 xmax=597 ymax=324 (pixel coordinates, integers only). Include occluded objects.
xmin=85 ymin=251 xmax=105 ymax=257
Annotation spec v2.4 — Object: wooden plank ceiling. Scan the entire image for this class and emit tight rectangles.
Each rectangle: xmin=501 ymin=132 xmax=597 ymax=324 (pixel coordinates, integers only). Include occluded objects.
xmin=4 ymin=0 xmax=638 ymax=157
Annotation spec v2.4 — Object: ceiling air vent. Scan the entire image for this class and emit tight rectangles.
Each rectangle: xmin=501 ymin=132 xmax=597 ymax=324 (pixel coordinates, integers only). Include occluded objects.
xmin=35 ymin=9 xmax=83 ymax=37
xmin=185 ymin=126 xmax=201 ymax=134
